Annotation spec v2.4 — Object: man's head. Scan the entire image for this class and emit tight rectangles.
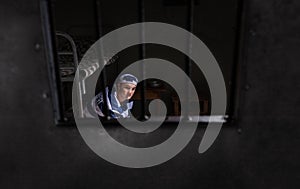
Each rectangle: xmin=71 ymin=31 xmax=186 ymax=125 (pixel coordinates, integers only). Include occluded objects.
xmin=116 ymin=74 xmax=138 ymax=103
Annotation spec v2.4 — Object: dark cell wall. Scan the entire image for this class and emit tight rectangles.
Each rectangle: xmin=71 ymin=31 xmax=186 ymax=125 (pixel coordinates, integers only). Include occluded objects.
xmin=0 ymin=0 xmax=299 ymax=189
xmin=236 ymin=0 xmax=300 ymax=187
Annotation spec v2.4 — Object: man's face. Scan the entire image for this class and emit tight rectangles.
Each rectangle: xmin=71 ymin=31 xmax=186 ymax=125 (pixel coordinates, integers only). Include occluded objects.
xmin=117 ymin=83 xmax=136 ymax=102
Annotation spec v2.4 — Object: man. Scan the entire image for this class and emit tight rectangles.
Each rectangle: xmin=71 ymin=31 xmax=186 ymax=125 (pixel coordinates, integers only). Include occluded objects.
xmin=85 ymin=74 xmax=138 ymax=119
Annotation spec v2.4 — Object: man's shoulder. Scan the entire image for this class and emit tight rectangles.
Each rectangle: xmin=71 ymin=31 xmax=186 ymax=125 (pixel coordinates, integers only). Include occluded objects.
xmin=94 ymin=91 xmax=104 ymax=104
xmin=94 ymin=87 xmax=112 ymax=105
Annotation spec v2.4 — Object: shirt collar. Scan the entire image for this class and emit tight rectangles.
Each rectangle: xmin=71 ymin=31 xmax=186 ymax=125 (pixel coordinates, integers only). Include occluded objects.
xmin=110 ymin=89 xmax=121 ymax=108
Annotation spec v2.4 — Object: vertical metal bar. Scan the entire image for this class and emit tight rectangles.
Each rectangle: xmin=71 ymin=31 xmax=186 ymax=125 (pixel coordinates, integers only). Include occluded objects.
xmin=40 ymin=0 xmax=65 ymax=124
xmin=138 ymin=0 xmax=147 ymax=120
xmin=95 ymin=0 xmax=110 ymax=119
xmin=184 ymin=0 xmax=194 ymax=119
xmin=229 ymin=0 xmax=247 ymax=123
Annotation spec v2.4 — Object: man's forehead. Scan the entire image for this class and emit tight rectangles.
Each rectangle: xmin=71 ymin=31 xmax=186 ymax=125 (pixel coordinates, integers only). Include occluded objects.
xmin=119 ymin=83 xmax=136 ymax=87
